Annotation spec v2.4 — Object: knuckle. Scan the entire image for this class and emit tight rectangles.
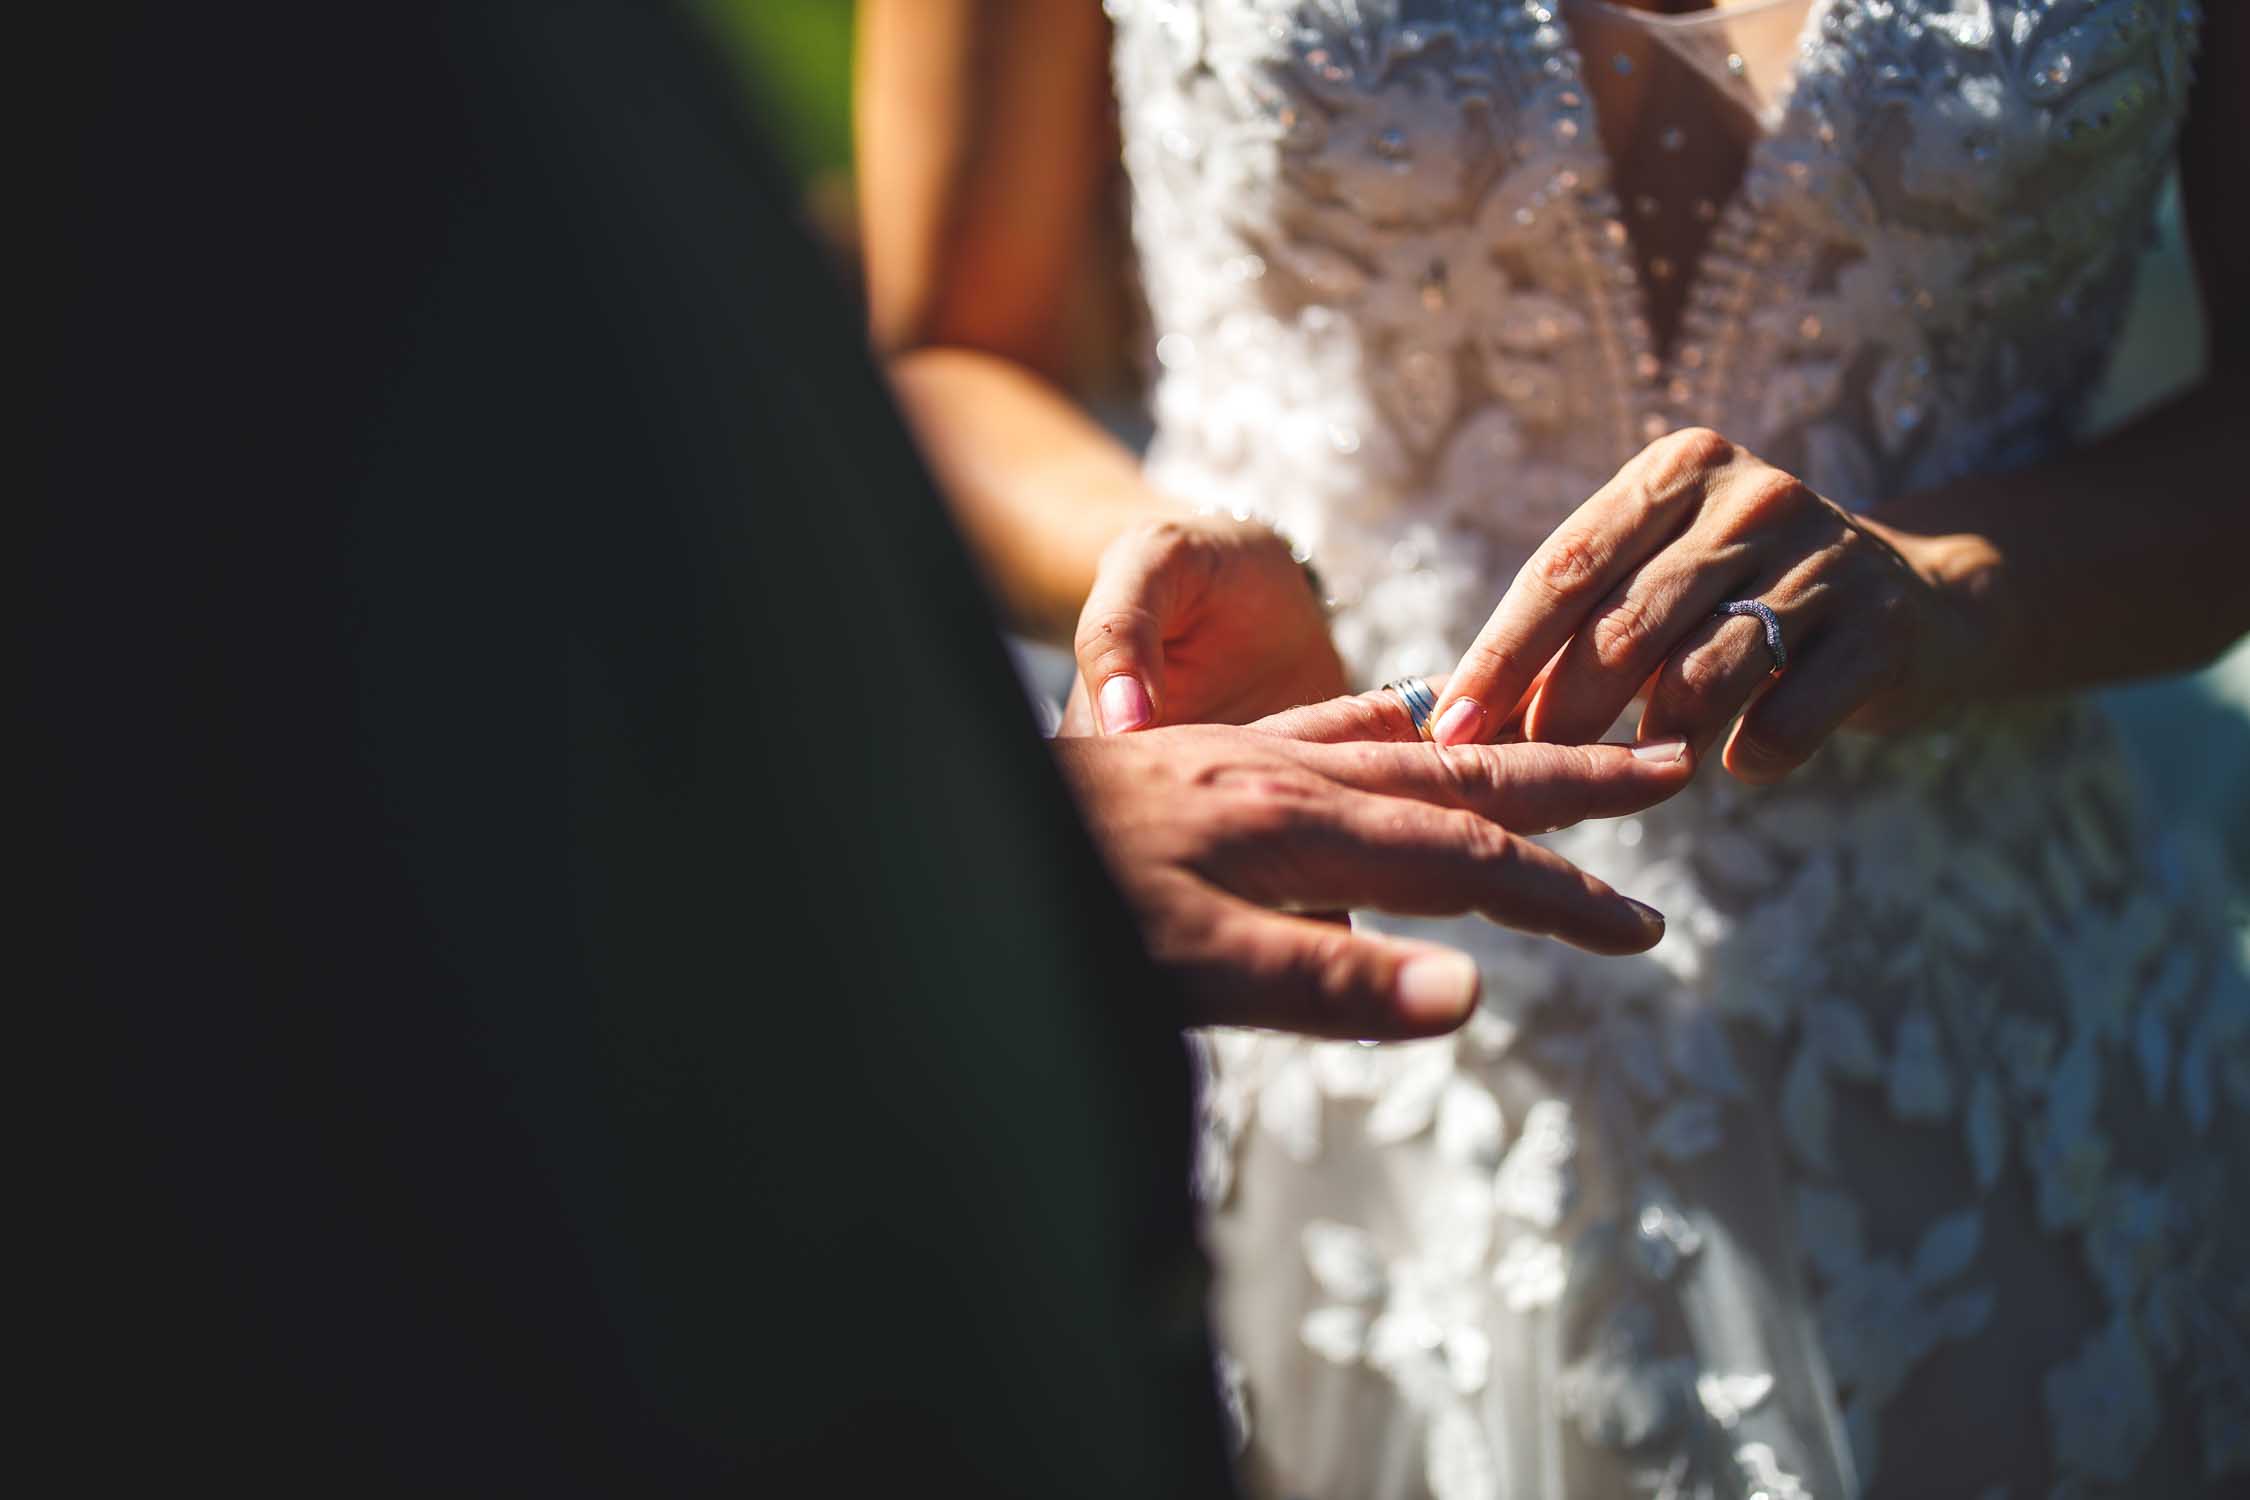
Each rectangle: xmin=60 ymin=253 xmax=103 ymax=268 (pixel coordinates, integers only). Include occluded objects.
xmin=1429 ymin=743 xmax=1499 ymax=812
xmin=1104 ymin=518 xmax=1197 ymax=578
xmin=1675 ymin=642 xmax=1736 ymax=702
xmin=1733 ymin=469 xmax=1815 ymax=529
xmin=1140 ymin=519 xmax=1198 ymax=566
xmin=1587 ymin=596 xmax=1658 ymax=673
xmin=1657 ymin=425 xmax=1735 ymax=472
xmin=1202 ymin=766 xmax=1321 ymax=839
xmin=1529 ymin=531 xmax=1604 ymax=599
xmin=1292 ymin=927 xmax=1369 ymax=1008
xmin=1458 ymin=638 xmax=1530 ymax=701
xmin=1503 ymin=746 xmax=1587 ymax=835
xmin=1221 ymin=795 xmax=1299 ymax=849
xmin=1362 ymin=687 xmax=1418 ymax=740
xmin=1437 ymin=741 xmax=1496 ymax=793
xmin=1562 ymin=740 xmax=1605 ymax=785
xmin=1458 ymin=637 xmax=1524 ymax=687
xmin=1451 ymin=810 xmax=1520 ymax=868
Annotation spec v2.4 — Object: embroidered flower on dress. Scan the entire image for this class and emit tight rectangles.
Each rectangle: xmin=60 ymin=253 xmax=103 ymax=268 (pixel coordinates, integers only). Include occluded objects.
xmin=1120 ymin=3 xmax=2242 ymax=1493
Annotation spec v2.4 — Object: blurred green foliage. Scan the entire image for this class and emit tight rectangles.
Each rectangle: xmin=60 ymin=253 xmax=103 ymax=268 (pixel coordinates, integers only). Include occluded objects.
xmin=697 ymin=0 xmax=855 ymax=182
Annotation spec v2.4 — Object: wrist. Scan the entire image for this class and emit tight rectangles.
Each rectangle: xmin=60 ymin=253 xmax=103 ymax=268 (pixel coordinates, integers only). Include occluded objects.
xmin=1871 ymin=517 xmax=2014 ymax=721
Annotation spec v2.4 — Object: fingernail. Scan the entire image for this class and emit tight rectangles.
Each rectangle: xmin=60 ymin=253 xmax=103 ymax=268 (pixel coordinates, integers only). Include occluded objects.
xmin=1098 ymin=674 xmax=1151 ymax=734
xmin=1632 ymin=738 xmax=1687 ymax=764
xmin=1732 ymin=735 xmax=1782 ymax=771
xmin=1432 ymin=698 xmax=1485 ymax=746
xmin=1626 ymin=898 xmax=1666 ymax=932
xmin=1395 ymin=951 xmax=1480 ymax=1024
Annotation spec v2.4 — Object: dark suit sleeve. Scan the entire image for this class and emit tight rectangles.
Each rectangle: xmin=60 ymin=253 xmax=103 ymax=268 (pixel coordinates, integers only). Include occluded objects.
xmin=32 ymin=4 xmax=1234 ymax=1493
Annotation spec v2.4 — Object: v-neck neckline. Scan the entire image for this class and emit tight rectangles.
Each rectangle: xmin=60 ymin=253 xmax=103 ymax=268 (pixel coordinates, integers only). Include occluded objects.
xmin=1539 ymin=0 xmax=1837 ymax=392
xmin=1568 ymin=0 xmax=1811 ymax=31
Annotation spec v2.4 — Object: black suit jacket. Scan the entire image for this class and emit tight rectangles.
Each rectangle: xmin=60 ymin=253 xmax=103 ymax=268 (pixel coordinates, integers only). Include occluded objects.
xmin=34 ymin=5 xmax=1234 ymax=1492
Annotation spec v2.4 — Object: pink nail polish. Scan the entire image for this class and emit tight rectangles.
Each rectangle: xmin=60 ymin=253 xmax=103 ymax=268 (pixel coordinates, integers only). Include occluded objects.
xmin=1098 ymin=674 xmax=1152 ymax=733
xmin=1432 ymin=698 xmax=1485 ymax=746
xmin=1632 ymin=739 xmax=1687 ymax=763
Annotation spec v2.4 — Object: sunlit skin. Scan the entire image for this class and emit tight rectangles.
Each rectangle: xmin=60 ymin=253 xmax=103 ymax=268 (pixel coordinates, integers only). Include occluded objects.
xmin=859 ymin=0 xmax=2249 ymax=774
xmin=859 ymin=0 xmax=1344 ymax=725
xmin=1055 ymin=684 xmax=1693 ymax=1039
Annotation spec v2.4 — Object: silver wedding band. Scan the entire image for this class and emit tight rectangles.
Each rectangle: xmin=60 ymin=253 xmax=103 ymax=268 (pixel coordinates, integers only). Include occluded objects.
xmin=1717 ymin=599 xmax=1788 ymax=673
xmin=1382 ymin=676 xmax=1439 ymax=741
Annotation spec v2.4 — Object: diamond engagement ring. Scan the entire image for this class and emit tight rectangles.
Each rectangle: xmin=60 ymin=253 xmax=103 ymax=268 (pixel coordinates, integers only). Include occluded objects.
xmin=1717 ymin=599 xmax=1788 ymax=673
xmin=1382 ymin=676 xmax=1440 ymax=741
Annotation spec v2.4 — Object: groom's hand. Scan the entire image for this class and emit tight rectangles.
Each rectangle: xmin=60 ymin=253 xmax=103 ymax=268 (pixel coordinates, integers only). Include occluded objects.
xmin=1052 ymin=687 xmax=1691 ymax=1039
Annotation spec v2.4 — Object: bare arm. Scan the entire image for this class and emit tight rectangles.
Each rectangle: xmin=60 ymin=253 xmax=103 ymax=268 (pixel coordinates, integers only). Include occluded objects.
xmin=857 ymin=0 xmax=1166 ymax=639
xmin=857 ymin=0 xmax=1346 ymax=729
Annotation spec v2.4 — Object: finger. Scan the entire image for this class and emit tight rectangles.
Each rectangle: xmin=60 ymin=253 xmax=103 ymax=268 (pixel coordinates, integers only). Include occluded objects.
xmin=1074 ymin=532 xmax=1193 ymax=733
xmin=1521 ymin=524 xmax=1760 ymax=745
xmin=1215 ymin=790 xmax=1667 ymax=956
xmin=1174 ymin=898 xmax=1482 ymax=1039
xmin=1637 ymin=612 xmax=1781 ymax=755
xmin=1250 ymin=681 xmax=1448 ymax=745
xmin=1724 ymin=634 xmax=1895 ymax=785
xmin=1511 ymin=652 xmax=1562 ymax=735
xmin=1637 ymin=564 xmax=1826 ymax=755
xmin=1431 ymin=428 xmax=1733 ymax=745
xmin=1057 ymin=673 xmax=1098 ymax=736
xmin=1297 ymin=736 xmax=1694 ymax=834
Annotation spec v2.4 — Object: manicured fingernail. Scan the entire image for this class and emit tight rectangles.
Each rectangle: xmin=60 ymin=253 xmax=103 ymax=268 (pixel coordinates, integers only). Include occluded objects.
xmin=1098 ymin=674 xmax=1151 ymax=734
xmin=1433 ymin=698 xmax=1485 ymax=746
xmin=1626 ymin=898 xmax=1666 ymax=932
xmin=1395 ymin=951 xmax=1480 ymax=1024
xmin=1632 ymin=738 xmax=1687 ymax=763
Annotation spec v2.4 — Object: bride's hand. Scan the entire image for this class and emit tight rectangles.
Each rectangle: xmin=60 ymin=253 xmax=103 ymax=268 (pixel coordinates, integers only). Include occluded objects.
xmin=1428 ymin=428 xmax=1975 ymax=782
xmin=1061 ymin=514 xmax=1347 ymax=733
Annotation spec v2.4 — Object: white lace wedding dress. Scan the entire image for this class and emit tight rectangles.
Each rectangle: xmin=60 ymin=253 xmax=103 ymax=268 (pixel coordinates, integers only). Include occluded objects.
xmin=1103 ymin=2 xmax=2250 ymax=1496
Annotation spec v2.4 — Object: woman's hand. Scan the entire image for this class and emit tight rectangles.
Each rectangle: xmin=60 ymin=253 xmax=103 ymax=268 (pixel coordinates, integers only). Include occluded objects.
xmin=1430 ymin=428 xmax=1979 ymax=782
xmin=1062 ymin=515 xmax=1347 ymax=733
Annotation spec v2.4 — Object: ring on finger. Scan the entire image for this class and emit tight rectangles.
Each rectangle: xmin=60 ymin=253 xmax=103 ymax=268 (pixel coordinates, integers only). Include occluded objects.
xmin=1715 ymin=599 xmax=1788 ymax=674
xmin=1382 ymin=677 xmax=1440 ymax=741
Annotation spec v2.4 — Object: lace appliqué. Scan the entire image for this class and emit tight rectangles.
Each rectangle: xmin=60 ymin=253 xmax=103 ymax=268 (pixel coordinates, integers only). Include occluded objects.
xmin=1117 ymin=3 xmax=2243 ymax=1496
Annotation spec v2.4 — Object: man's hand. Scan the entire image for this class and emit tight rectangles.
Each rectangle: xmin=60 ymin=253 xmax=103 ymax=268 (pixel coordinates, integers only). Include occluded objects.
xmin=1053 ymin=687 xmax=1691 ymax=1040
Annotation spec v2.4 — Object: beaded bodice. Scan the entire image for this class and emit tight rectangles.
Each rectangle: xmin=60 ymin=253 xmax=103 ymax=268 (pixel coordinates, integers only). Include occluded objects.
xmin=1110 ymin=0 xmax=2202 ymax=683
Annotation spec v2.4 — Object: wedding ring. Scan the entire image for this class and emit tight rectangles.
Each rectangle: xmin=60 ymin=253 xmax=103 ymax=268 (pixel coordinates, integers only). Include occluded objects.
xmin=1381 ymin=676 xmax=1440 ymax=741
xmin=1717 ymin=599 xmax=1788 ymax=673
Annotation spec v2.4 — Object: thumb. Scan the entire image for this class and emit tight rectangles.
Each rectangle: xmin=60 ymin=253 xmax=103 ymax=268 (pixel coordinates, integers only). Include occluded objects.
xmin=1179 ymin=902 xmax=1482 ymax=1040
xmin=1073 ymin=547 xmax=1176 ymax=734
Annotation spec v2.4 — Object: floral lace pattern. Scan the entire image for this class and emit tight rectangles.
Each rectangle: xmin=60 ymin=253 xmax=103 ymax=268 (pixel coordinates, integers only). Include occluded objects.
xmin=1109 ymin=3 xmax=2247 ymax=1497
